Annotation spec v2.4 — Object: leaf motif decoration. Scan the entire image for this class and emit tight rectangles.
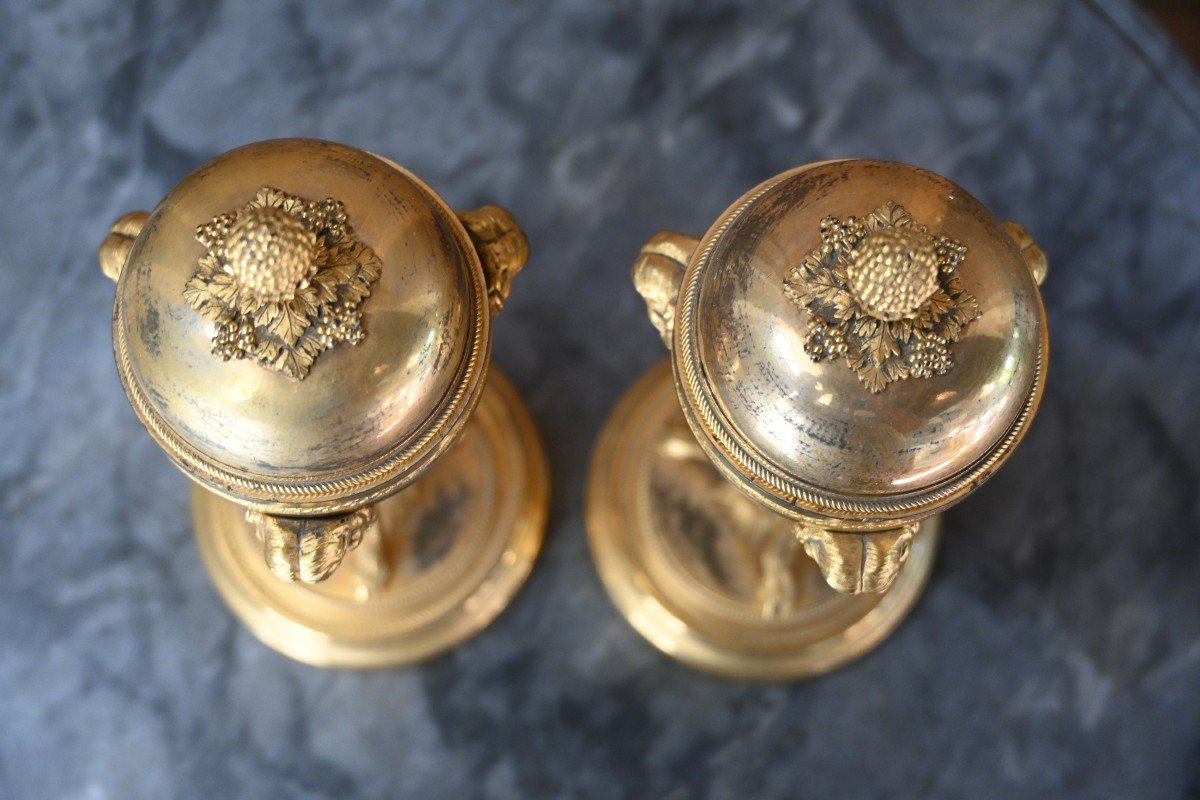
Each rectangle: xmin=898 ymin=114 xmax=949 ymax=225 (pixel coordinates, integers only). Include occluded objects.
xmin=783 ymin=201 xmax=981 ymax=393
xmin=182 ymin=186 xmax=382 ymax=380
xmin=807 ymin=270 xmax=844 ymax=305
xmin=883 ymin=358 xmax=910 ymax=383
xmin=870 ymin=201 xmax=911 ymax=229
xmin=783 ymin=269 xmax=806 ymax=305
xmin=267 ymin=301 xmax=308 ymax=346
xmin=182 ymin=274 xmax=211 ymax=311
xmin=869 ymin=324 xmax=900 ymax=364
xmin=272 ymin=344 xmax=315 ymax=380
xmin=860 ymin=363 xmax=890 ymax=394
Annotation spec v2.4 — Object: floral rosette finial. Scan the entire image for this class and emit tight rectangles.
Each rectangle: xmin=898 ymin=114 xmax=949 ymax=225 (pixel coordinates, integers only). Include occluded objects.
xmin=183 ymin=186 xmax=382 ymax=379
xmin=783 ymin=201 xmax=980 ymax=393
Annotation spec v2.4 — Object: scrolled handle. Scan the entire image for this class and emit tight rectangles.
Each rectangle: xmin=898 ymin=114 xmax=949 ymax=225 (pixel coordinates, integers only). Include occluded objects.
xmin=457 ymin=205 xmax=529 ymax=316
xmin=795 ymin=523 xmax=917 ymax=595
xmin=98 ymin=211 xmax=149 ymax=282
xmin=1003 ymin=220 xmax=1048 ymax=286
xmin=246 ymin=506 xmax=377 ymax=584
xmin=632 ymin=231 xmax=699 ymax=349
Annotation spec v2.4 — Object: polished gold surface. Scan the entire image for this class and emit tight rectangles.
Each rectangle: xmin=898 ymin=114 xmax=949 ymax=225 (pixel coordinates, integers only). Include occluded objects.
xmin=112 ymin=139 xmax=491 ymax=515
xmin=589 ymin=159 xmax=1048 ymax=678
xmin=679 ymin=161 xmax=1047 ymax=515
xmin=587 ymin=362 xmax=938 ymax=680
xmin=184 ymin=186 xmax=382 ymax=379
xmin=102 ymin=138 xmax=545 ymax=664
xmin=196 ymin=371 xmax=548 ymax=668
xmin=783 ymin=200 xmax=980 ymax=392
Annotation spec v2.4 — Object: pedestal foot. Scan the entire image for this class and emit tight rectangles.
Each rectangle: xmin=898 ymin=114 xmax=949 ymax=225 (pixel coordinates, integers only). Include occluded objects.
xmin=586 ymin=361 xmax=938 ymax=680
xmin=194 ymin=370 xmax=548 ymax=668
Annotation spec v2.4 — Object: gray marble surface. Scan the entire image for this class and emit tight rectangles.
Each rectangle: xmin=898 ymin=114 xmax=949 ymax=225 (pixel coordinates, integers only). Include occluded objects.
xmin=2 ymin=0 xmax=1200 ymax=798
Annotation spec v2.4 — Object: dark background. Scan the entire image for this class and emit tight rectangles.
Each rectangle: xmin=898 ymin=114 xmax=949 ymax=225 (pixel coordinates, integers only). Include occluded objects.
xmin=1 ymin=1 xmax=1199 ymax=798
xmin=1146 ymin=0 xmax=1200 ymax=65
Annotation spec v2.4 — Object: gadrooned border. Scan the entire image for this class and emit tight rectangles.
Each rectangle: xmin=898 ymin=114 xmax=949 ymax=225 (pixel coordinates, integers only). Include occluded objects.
xmin=114 ymin=162 xmax=490 ymax=516
xmin=673 ymin=168 xmax=1047 ymax=522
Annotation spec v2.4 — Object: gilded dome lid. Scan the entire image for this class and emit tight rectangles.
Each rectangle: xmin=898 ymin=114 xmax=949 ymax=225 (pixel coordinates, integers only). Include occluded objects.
xmin=113 ymin=139 xmax=489 ymax=514
xmin=673 ymin=160 xmax=1047 ymax=524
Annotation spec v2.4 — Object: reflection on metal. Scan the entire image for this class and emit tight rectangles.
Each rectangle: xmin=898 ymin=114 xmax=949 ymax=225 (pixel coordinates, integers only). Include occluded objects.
xmin=591 ymin=159 xmax=1048 ymax=680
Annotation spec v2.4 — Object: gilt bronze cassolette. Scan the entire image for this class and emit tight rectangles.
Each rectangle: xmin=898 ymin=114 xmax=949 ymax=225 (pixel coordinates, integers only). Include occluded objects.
xmin=587 ymin=160 xmax=1048 ymax=680
xmin=100 ymin=139 xmax=548 ymax=667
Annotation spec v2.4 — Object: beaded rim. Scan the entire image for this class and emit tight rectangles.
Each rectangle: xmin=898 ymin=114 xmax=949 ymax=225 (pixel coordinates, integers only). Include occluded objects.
xmin=672 ymin=165 xmax=1047 ymax=522
xmin=113 ymin=162 xmax=490 ymax=516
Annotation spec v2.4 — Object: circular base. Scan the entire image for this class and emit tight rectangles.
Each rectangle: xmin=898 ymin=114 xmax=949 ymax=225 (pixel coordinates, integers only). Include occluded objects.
xmin=194 ymin=369 xmax=548 ymax=668
xmin=586 ymin=361 xmax=939 ymax=681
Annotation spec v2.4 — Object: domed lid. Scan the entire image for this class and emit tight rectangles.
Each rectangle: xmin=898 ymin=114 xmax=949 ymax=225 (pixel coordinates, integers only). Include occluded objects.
xmin=113 ymin=139 xmax=489 ymax=514
xmin=673 ymin=160 xmax=1047 ymax=524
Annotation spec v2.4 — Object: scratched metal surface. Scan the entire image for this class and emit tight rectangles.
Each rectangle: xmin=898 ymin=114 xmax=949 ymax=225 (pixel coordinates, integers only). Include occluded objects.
xmin=1 ymin=1 xmax=1199 ymax=798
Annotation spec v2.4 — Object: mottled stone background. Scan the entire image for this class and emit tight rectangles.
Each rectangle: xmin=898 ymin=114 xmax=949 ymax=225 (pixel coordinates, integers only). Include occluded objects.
xmin=2 ymin=1 xmax=1199 ymax=798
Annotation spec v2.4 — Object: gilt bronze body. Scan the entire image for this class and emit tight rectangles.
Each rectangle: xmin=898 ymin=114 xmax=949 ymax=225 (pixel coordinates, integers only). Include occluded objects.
xmin=587 ymin=160 xmax=1049 ymax=679
xmin=100 ymin=139 xmax=548 ymax=667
